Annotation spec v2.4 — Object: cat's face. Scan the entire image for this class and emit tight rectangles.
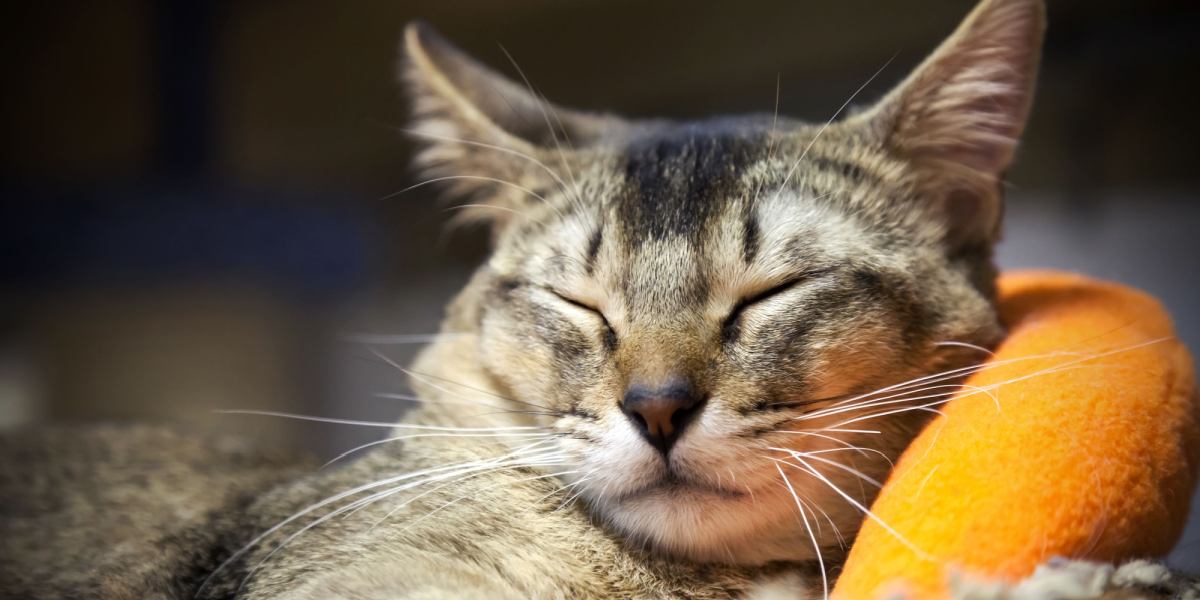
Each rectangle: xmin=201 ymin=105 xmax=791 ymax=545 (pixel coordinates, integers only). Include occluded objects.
xmin=405 ymin=0 xmax=1042 ymax=564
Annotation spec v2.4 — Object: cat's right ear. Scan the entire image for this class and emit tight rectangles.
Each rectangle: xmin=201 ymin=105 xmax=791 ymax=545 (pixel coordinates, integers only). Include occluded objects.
xmin=401 ymin=22 xmax=618 ymax=228
xmin=857 ymin=0 xmax=1045 ymax=249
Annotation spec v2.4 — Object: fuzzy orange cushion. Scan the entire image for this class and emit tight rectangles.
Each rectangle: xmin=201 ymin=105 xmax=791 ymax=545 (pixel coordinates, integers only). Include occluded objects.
xmin=833 ymin=271 xmax=1200 ymax=599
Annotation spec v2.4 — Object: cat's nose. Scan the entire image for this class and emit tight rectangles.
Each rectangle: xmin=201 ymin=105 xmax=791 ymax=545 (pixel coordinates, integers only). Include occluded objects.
xmin=621 ymin=382 xmax=705 ymax=455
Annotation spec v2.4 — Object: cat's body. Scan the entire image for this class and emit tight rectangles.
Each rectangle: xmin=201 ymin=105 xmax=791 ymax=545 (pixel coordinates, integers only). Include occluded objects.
xmin=2 ymin=0 xmax=1052 ymax=597
xmin=0 ymin=380 xmax=803 ymax=599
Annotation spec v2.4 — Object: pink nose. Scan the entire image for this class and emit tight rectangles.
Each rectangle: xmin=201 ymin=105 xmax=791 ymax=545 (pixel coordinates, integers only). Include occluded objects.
xmin=621 ymin=382 xmax=704 ymax=455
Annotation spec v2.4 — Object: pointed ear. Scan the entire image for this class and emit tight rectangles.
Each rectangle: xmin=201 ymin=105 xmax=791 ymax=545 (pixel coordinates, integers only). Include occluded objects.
xmin=863 ymin=0 xmax=1045 ymax=247
xmin=401 ymin=22 xmax=622 ymax=227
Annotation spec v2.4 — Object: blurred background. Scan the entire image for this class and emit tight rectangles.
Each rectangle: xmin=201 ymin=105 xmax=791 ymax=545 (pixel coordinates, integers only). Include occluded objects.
xmin=3 ymin=0 xmax=1199 ymax=571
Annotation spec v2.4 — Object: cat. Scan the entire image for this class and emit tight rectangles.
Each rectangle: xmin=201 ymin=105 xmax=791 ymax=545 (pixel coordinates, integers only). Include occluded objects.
xmin=1 ymin=0 xmax=1045 ymax=597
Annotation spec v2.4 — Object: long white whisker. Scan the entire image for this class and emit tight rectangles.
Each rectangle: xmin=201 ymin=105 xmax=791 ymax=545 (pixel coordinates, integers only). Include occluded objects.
xmin=373 ymin=392 xmax=508 ymax=410
xmin=795 ymin=384 xmax=967 ymax=421
xmin=934 ymin=340 xmax=995 ymax=355
xmin=447 ymin=202 xmax=537 ymax=220
xmin=826 ymin=342 xmax=1166 ymax=428
xmin=374 ymin=349 xmax=554 ymax=412
xmin=231 ymin=442 xmax=568 ymax=592
xmin=773 ymin=55 xmax=896 ymax=202
xmin=497 ymin=45 xmax=584 ymax=210
xmin=352 ymin=451 xmax=570 ymax=522
xmin=780 ymin=455 xmax=935 ymax=562
xmin=774 ymin=435 xmax=894 ymax=465
xmin=776 ymin=463 xmax=828 ymax=600
xmin=383 ymin=175 xmax=548 ymax=205
xmin=238 ymin=453 xmax=567 ymax=593
xmin=769 ymin=449 xmax=883 ymax=488
xmin=216 ymin=409 xmax=545 ymax=431
xmin=195 ymin=448 xmax=544 ymax=596
xmin=322 ymin=432 xmax=556 ymax=468
xmin=389 ymin=469 xmax=580 ymax=534
xmin=824 ymin=341 xmax=1165 ymax=412
xmin=828 ymin=403 xmax=948 ymax=429
xmin=397 ymin=127 xmax=574 ymax=196
xmin=339 ymin=332 xmax=467 ymax=345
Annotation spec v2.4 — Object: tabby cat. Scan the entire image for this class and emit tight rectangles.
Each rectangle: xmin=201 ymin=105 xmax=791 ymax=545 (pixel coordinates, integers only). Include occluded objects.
xmin=1 ymin=0 xmax=1047 ymax=597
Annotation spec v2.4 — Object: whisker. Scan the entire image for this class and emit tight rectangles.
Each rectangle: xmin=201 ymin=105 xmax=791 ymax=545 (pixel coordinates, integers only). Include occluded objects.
xmin=195 ymin=446 xmax=550 ymax=596
xmin=372 ymin=348 xmax=555 ymax=412
xmin=769 ymin=449 xmax=883 ymax=488
xmin=824 ymin=339 xmax=1167 ymax=412
xmin=778 ymin=454 xmax=935 ymax=562
xmin=535 ymin=471 xmax=595 ymax=506
xmin=382 ymin=175 xmax=548 ymax=206
xmin=351 ymin=449 xmax=571 ymax=523
xmin=934 ymin=340 xmax=995 ymax=356
xmin=774 ymin=430 xmax=874 ymax=456
xmin=339 ymin=332 xmax=467 ymax=345
xmin=794 ymin=384 xmax=967 ymax=421
xmin=373 ymin=392 xmax=509 ymax=411
xmin=825 ymin=339 xmax=1169 ymax=428
xmin=497 ymin=45 xmax=584 ymax=211
xmin=828 ymin=403 xmax=948 ymax=429
xmin=322 ymin=431 xmax=557 ymax=468
xmin=229 ymin=441 xmax=568 ymax=593
xmin=239 ymin=452 xmax=568 ymax=593
xmin=774 ymin=434 xmax=893 ymax=464
xmin=395 ymin=126 xmax=575 ymax=197
xmin=776 ymin=463 xmax=828 ymax=600
xmin=447 ymin=202 xmax=538 ymax=220
xmin=216 ymin=409 xmax=546 ymax=432
xmin=773 ymin=54 xmax=896 ymax=203
xmin=388 ymin=468 xmax=581 ymax=534
xmin=819 ymin=427 xmax=880 ymax=435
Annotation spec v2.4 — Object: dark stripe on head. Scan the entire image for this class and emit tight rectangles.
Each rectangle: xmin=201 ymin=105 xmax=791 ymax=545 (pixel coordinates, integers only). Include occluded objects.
xmin=810 ymin=156 xmax=876 ymax=186
xmin=584 ymin=226 xmax=603 ymax=275
xmin=616 ymin=124 xmax=762 ymax=243
xmin=742 ymin=208 xmax=760 ymax=264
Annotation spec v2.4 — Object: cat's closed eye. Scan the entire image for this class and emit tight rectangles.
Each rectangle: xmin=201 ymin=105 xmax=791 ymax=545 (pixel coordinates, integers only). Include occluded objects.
xmin=545 ymin=288 xmax=618 ymax=345
xmin=721 ymin=268 xmax=835 ymax=343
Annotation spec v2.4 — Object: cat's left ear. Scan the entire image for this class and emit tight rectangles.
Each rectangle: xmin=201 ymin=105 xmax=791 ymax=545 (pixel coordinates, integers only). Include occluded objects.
xmin=861 ymin=0 xmax=1045 ymax=247
xmin=401 ymin=22 xmax=625 ymax=228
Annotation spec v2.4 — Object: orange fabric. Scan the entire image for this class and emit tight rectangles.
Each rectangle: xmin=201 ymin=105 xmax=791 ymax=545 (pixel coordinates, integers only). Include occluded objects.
xmin=833 ymin=271 xmax=1200 ymax=600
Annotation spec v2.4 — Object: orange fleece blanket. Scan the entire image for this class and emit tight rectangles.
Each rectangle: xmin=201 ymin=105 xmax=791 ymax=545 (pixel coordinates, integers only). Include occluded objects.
xmin=833 ymin=271 xmax=1200 ymax=599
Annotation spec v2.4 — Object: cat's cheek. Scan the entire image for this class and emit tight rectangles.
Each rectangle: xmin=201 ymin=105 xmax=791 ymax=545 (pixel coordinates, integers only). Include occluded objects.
xmin=476 ymin=312 xmax=561 ymax=408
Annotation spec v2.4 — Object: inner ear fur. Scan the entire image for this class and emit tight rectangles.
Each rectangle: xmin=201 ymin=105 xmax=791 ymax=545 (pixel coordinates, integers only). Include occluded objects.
xmin=858 ymin=0 xmax=1045 ymax=247
xmin=400 ymin=22 xmax=628 ymax=229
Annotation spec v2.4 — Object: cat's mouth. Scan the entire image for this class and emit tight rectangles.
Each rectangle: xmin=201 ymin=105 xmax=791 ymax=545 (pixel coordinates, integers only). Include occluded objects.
xmin=618 ymin=474 xmax=746 ymax=502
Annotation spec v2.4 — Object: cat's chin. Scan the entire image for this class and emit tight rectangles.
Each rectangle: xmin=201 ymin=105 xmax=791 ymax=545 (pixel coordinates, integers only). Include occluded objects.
xmin=596 ymin=482 xmax=833 ymax=565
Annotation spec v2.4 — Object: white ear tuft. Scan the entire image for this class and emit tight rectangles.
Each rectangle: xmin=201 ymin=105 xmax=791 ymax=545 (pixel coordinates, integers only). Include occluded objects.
xmin=399 ymin=22 xmax=627 ymax=232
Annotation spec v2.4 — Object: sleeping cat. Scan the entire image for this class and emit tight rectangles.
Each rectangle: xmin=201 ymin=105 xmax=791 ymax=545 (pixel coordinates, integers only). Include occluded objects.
xmin=1 ymin=0 xmax=1045 ymax=597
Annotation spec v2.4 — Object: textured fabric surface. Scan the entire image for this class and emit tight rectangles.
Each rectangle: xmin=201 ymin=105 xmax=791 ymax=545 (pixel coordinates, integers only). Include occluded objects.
xmin=834 ymin=271 xmax=1200 ymax=599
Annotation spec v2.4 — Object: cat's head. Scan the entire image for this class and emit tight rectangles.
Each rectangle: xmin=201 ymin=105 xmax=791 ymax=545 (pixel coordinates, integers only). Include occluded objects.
xmin=404 ymin=0 xmax=1042 ymax=564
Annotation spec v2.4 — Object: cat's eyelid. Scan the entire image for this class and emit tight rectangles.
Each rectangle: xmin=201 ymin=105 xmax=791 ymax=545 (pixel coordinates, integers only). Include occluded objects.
xmin=541 ymin=286 xmax=618 ymax=340
xmin=541 ymin=286 xmax=602 ymax=314
xmin=739 ymin=266 xmax=838 ymax=306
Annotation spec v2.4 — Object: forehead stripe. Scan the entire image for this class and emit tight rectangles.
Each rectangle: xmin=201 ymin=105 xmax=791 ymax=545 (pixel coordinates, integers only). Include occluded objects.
xmin=584 ymin=225 xmax=604 ymax=275
xmin=616 ymin=128 xmax=760 ymax=242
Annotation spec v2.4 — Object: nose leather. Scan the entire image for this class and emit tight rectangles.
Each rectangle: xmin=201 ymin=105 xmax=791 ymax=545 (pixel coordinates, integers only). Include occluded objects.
xmin=621 ymin=382 xmax=704 ymax=455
